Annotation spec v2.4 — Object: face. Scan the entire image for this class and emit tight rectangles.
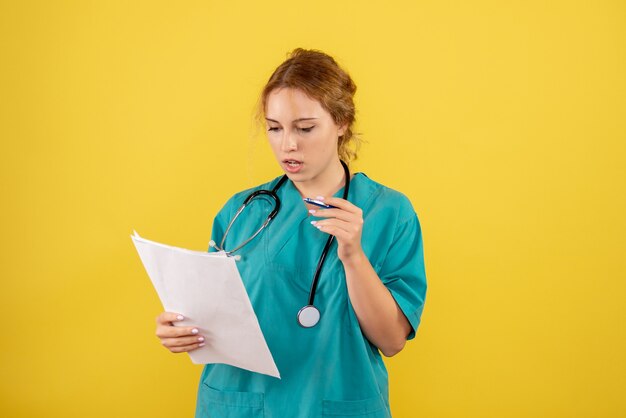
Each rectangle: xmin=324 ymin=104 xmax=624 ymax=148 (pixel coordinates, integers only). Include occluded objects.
xmin=265 ymin=87 xmax=346 ymax=189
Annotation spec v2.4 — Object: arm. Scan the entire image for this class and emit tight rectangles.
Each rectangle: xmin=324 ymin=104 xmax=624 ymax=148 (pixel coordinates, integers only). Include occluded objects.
xmin=311 ymin=196 xmax=416 ymax=357
xmin=342 ymin=251 xmax=412 ymax=356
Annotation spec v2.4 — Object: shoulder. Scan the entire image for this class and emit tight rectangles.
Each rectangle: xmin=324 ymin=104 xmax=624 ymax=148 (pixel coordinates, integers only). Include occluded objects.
xmin=353 ymin=173 xmax=417 ymax=225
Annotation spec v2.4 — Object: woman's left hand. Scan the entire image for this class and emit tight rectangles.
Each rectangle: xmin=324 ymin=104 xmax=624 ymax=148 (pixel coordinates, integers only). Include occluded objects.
xmin=309 ymin=196 xmax=364 ymax=263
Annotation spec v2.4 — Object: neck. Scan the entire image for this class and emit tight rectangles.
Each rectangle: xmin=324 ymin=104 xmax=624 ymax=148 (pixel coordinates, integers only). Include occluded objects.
xmin=293 ymin=159 xmax=346 ymax=198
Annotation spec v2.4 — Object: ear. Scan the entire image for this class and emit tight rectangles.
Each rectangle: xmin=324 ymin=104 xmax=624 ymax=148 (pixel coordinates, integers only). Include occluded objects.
xmin=338 ymin=123 xmax=348 ymax=137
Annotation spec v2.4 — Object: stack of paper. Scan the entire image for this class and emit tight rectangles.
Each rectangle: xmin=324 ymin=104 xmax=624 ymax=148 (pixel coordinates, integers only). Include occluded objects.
xmin=131 ymin=231 xmax=280 ymax=378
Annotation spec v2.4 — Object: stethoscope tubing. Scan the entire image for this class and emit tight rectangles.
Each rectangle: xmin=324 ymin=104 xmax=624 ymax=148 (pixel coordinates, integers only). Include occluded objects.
xmin=307 ymin=161 xmax=351 ymax=306
xmin=215 ymin=177 xmax=287 ymax=255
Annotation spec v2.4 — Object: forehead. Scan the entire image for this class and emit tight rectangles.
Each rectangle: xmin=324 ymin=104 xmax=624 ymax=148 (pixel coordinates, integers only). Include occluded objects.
xmin=265 ymin=88 xmax=328 ymax=120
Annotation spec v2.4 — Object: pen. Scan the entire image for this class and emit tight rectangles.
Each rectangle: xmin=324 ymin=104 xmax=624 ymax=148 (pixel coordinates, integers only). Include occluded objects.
xmin=303 ymin=198 xmax=337 ymax=209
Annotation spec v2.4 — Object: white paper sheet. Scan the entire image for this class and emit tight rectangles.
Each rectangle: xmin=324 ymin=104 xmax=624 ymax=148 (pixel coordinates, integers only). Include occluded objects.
xmin=131 ymin=231 xmax=280 ymax=378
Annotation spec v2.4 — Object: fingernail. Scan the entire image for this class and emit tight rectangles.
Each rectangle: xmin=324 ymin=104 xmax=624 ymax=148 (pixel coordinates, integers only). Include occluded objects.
xmin=316 ymin=196 xmax=325 ymax=200
xmin=199 ymin=343 xmax=206 ymax=347
xmin=308 ymin=209 xmax=316 ymax=214
xmin=310 ymin=221 xmax=317 ymax=225
xmin=191 ymin=328 xmax=199 ymax=334
xmin=198 ymin=337 xmax=205 ymax=342
xmin=176 ymin=315 xmax=184 ymax=321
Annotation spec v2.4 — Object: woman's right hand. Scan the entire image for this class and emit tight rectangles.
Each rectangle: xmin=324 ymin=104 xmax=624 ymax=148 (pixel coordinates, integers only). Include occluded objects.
xmin=155 ymin=312 xmax=206 ymax=353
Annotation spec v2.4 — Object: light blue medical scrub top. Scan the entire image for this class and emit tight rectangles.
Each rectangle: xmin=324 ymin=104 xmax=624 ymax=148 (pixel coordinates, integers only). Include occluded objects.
xmin=196 ymin=172 xmax=427 ymax=418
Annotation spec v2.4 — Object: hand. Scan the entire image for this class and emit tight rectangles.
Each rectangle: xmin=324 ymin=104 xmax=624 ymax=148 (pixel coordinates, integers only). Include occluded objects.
xmin=309 ymin=196 xmax=365 ymax=263
xmin=155 ymin=312 xmax=205 ymax=353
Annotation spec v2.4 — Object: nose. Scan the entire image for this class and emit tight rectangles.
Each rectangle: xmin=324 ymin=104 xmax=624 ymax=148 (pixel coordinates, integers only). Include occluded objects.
xmin=281 ymin=130 xmax=298 ymax=152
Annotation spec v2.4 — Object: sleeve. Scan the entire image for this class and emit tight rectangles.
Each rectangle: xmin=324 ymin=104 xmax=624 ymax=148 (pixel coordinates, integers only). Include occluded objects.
xmin=378 ymin=211 xmax=427 ymax=340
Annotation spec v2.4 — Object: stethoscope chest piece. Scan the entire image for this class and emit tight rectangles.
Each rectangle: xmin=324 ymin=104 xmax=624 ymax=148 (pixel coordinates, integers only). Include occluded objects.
xmin=297 ymin=305 xmax=320 ymax=328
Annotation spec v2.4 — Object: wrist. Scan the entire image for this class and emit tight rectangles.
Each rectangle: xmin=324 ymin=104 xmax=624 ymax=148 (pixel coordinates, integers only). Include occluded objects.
xmin=340 ymin=248 xmax=368 ymax=269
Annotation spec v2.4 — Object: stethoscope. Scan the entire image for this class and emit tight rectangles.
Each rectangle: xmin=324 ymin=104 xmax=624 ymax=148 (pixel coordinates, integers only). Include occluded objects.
xmin=209 ymin=160 xmax=351 ymax=328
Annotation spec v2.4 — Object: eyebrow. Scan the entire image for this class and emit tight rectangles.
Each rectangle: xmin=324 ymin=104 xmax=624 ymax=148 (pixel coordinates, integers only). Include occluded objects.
xmin=265 ymin=118 xmax=319 ymax=123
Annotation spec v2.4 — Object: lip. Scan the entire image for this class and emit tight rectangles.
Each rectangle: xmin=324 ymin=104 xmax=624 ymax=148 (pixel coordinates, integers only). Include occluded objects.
xmin=282 ymin=159 xmax=303 ymax=174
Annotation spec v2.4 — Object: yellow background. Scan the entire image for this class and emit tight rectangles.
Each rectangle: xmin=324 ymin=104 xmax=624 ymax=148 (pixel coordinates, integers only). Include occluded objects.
xmin=1 ymin=1 xmax=625 ymax=417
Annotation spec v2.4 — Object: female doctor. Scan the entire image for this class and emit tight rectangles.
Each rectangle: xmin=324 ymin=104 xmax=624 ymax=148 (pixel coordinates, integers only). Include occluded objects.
xmin=155 ymin=48 xmax=427 ymax=418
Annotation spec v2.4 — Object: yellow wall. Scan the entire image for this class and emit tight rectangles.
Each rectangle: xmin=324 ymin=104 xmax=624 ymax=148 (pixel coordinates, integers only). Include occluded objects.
xmin=1 ymin=1 xmax=625 ymax=417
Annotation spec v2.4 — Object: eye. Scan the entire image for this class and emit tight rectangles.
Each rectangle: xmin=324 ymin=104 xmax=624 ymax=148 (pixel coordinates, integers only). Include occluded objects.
xmin=267 ymin=126 xmax=281 ymax=132
xmin=299 ymin=126 xmax=315 ymax=133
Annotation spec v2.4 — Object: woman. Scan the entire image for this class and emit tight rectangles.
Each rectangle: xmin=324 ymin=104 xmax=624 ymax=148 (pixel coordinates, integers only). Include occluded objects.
xmin=155 ymin=48 xmax=427 ymax=418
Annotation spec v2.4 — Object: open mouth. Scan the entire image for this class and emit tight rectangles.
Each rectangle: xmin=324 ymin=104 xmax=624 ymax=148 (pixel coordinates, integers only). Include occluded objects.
xmin=283 ymin=159 xmax=303 ymax=173
xmin=284 ymin=159 xmax=302 ymax=167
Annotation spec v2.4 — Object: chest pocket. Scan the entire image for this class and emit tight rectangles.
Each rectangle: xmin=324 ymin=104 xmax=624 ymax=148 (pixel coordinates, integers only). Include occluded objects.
xmin=322 ymin=394 xmax=390 ymax=417
xmin=197 ymin=383 xmax=264 ymax=418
